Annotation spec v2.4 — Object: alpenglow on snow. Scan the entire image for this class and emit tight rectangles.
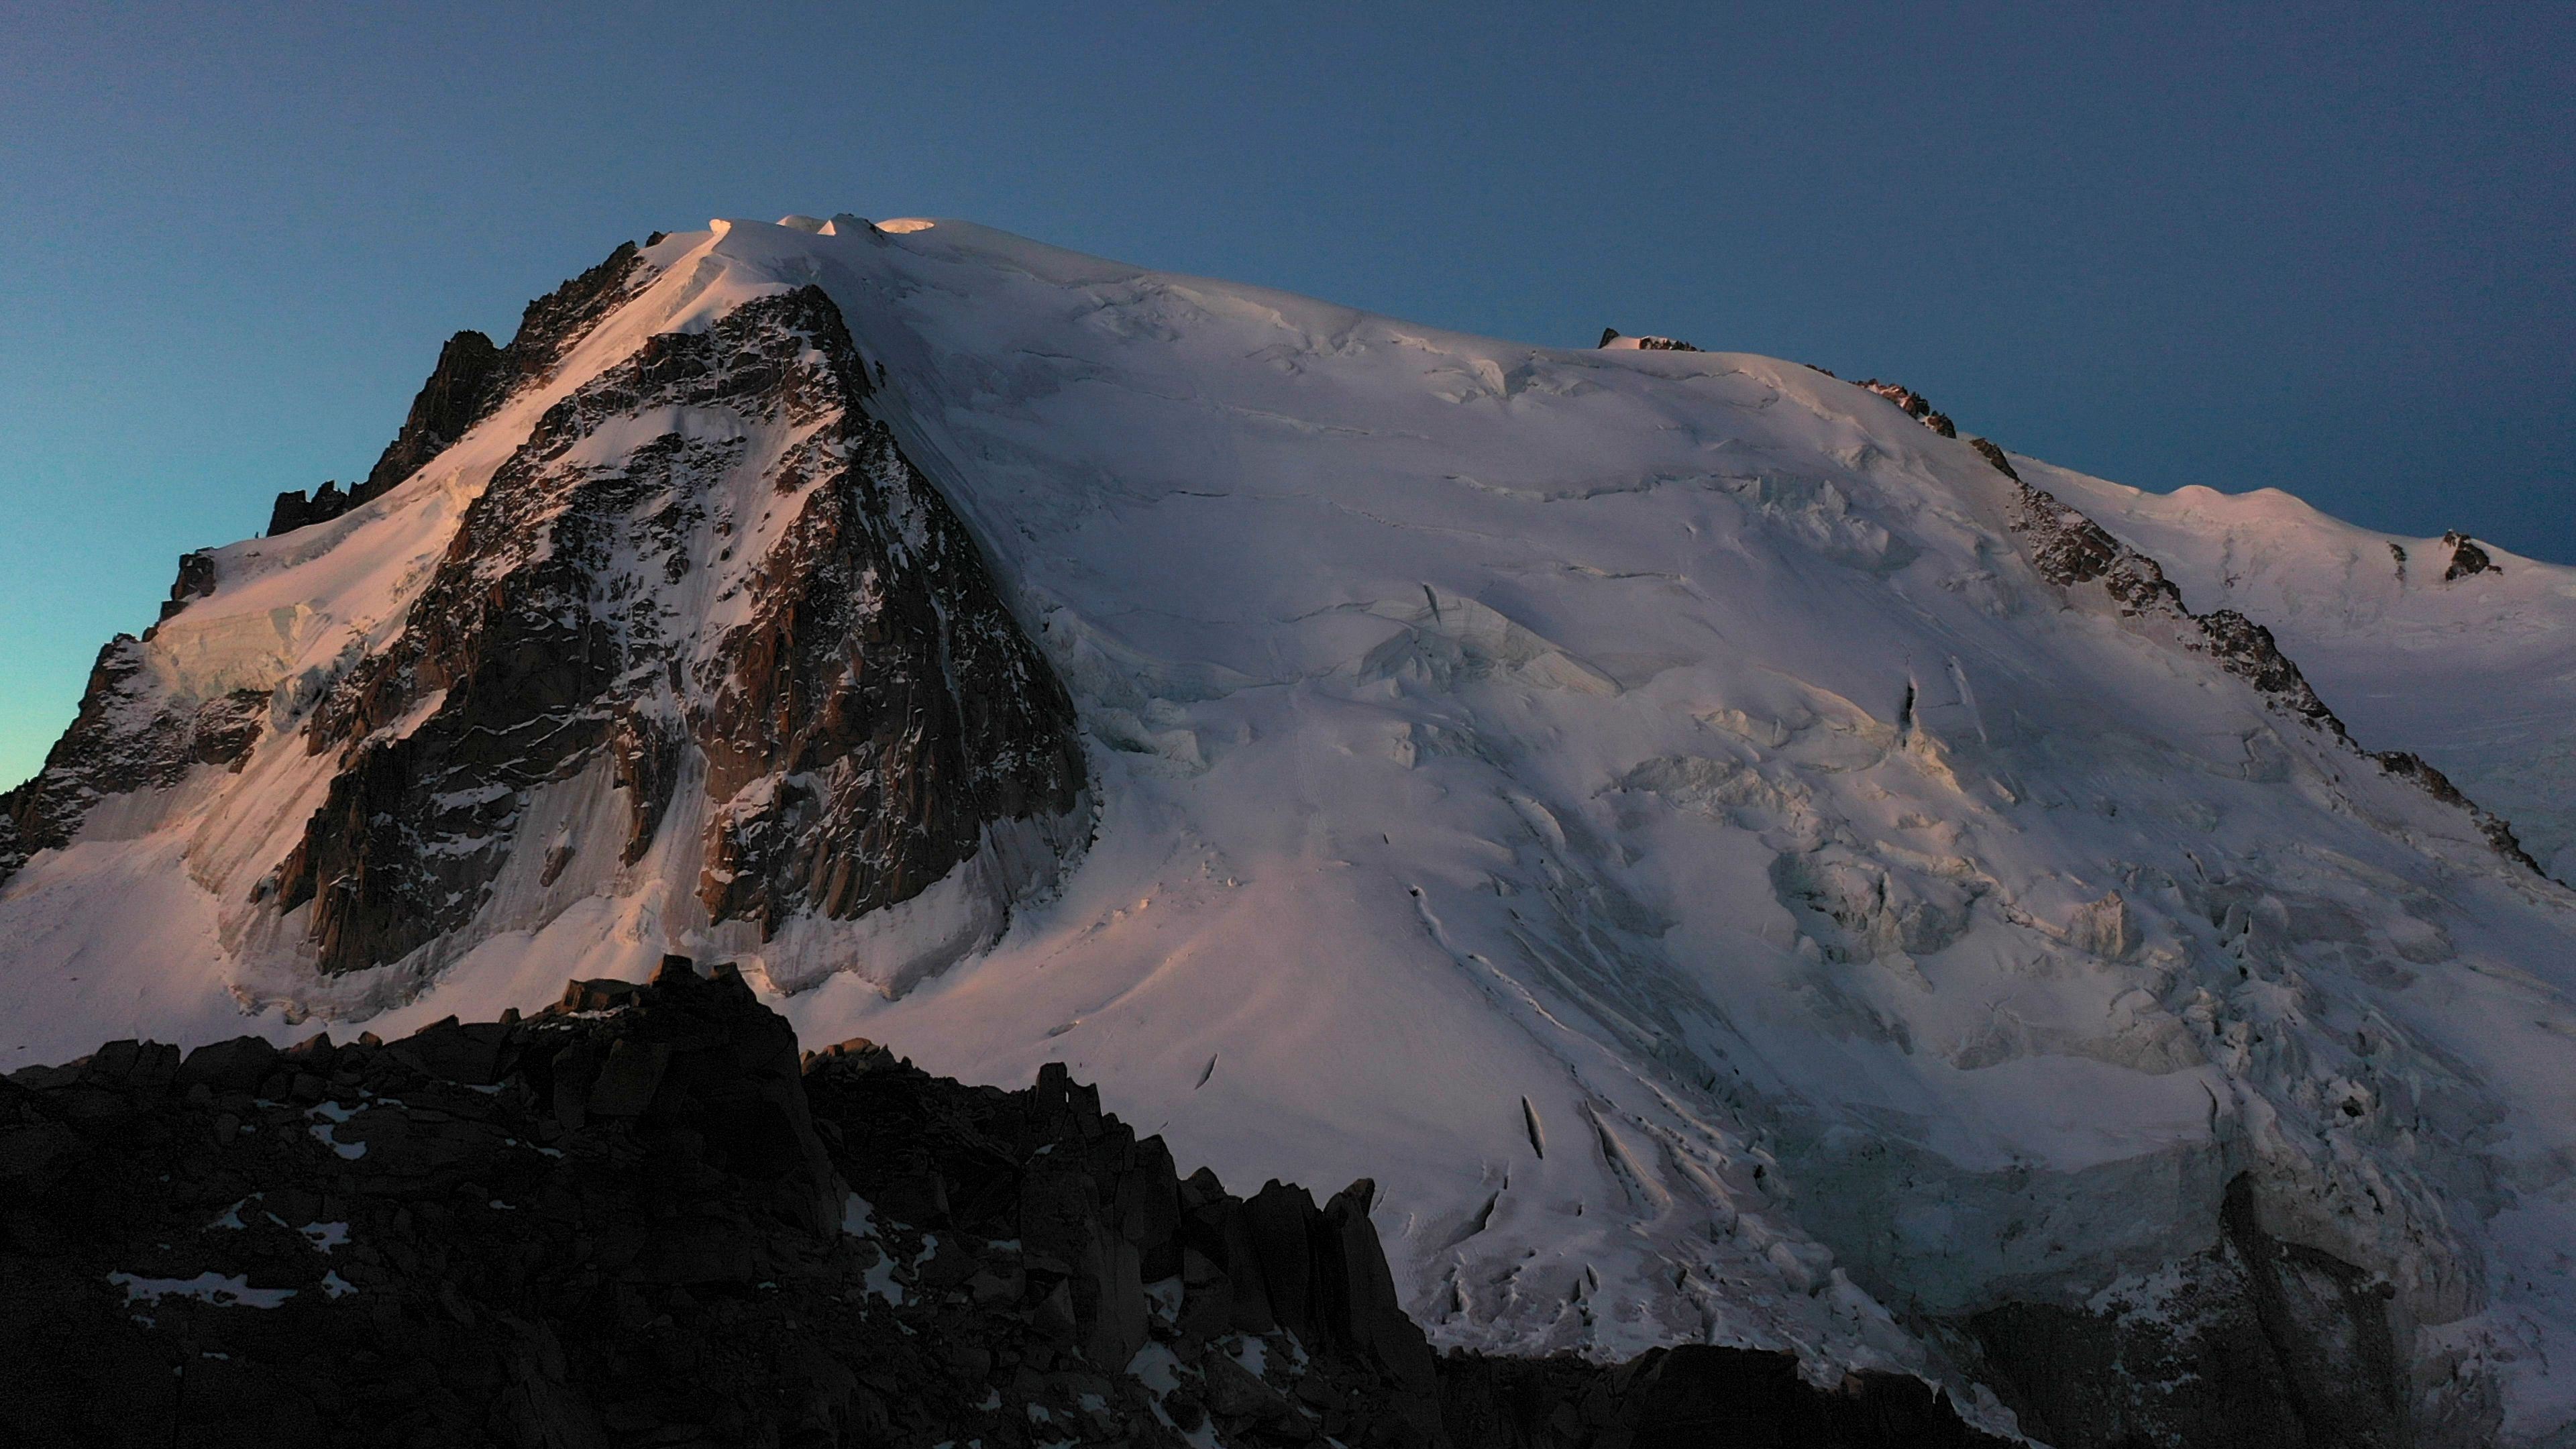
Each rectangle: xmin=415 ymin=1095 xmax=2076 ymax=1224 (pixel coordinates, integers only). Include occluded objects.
xmin=4 ymin=213 xmax=2574 ymax=1447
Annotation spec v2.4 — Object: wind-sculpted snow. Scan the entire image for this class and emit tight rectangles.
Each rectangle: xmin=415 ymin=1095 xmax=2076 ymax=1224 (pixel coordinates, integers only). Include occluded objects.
xmin=4 ymin=215 xmax=2575 ymax=1444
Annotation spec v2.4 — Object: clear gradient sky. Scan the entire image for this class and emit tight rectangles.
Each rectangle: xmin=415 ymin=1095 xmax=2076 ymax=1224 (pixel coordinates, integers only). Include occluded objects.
xmin=3 ymin=3 xmax=2569 ymax=788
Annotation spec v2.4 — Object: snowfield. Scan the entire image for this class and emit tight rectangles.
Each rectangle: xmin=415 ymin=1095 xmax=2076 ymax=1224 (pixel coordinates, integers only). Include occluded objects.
xmin=5 ymin=215 xmax=2575 ymax=1441
xmin=2030 ymin=461 xmax=2576 ymax=884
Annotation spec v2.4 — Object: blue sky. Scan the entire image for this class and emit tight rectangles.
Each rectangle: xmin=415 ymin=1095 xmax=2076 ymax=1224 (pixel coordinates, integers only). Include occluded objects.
xmin=3 ymin=2 xmax=2568 ymax=788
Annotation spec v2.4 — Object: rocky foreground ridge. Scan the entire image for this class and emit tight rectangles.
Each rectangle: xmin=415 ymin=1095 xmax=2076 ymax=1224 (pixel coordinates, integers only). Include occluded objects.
xmin=0 ymin=959 xmax=2000 ymax=1448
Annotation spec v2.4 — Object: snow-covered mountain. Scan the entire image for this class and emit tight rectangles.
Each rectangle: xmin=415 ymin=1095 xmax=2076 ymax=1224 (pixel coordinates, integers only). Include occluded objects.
xmin=6 ymin=215 xmax=2574 ymax=1446
xmin=2027 ymin=463 xmax=2576 ymax=885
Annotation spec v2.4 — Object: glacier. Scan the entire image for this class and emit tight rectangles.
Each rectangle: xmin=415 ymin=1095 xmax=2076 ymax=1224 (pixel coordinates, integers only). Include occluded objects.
xmin=4 ymin=214 xmax=2574 ymax=1444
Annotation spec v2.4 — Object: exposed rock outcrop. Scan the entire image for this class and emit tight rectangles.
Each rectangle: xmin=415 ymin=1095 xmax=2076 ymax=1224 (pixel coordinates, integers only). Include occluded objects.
xmin=274 ymin=282 xmax=1083 ymax=975
xmin=1966 ymin=435 xmax=2016 ymax=480
xmin=266 ymin=239 xmax=656 ymax=537
xmin=1 ymin=539 xmax=264 ymax=883
xmin=2372 ymin=747 xmax=2538 ymax=867
xmin=1597 ymin=329 xmax=1701 ymax=352
xmin=2439 ymin=530 xmax=2495 ymax=582
xmin=1995 ymin=464 xmax=2336 ymax=719
xmin=158 ymin=549 xmax=219 ymax=622
xmin=267 ymin=479 xmax=355 ymax=536
xmin=1854 ymin=379 xmax=1956 ymax=438
xmin=354 ymin=328 xmax=504 ymax=499
xmin=1944 ymin=402 xmax=2540 ymax=873
xmin=4 ymin=241 xmax=1085 ymax=1001
xmin=0 ymin=965 xmax=2008 ymax=1448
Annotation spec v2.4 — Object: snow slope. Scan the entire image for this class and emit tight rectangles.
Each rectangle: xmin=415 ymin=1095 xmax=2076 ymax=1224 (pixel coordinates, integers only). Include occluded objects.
xmin=5 ymin=215 xmax=2575 ymax=1442
xmin=2027 ymin=461 xmax=2576 ymax=883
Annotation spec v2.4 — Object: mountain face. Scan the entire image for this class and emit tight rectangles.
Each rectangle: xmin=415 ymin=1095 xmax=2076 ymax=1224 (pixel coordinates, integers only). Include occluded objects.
xmin=5 ymin=215 xmax=2575 ymax=1446
xmin=268 ymin=283 xmax=1082 ymax=981
xmin=1 ymin=225 xmax=1085 ymax=1020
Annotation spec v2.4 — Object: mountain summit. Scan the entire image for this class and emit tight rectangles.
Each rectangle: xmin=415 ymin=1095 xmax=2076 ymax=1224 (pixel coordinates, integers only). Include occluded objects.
xmin=5 ymin=215 xmax=2573 ymax=1446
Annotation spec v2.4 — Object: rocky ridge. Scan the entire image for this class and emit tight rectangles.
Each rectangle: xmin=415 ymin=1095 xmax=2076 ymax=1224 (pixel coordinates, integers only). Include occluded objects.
xmin=265 ymin=241 xmax=656 ymax=536
xmin=1864 ymin=384 xmax=2539 ymax=873
xmin=269 ymin=281 xmax=1083 ymax=975
xmin=1851 ymin=380 xmax=1955 ymax=438
xmin=1 ymin=240 xmax=657 ymax=889
xmin=0 ymin=961 xmax=2003 ymax=1448
xmin=2438 ymin=530 xmax=2496 ymax=583
xmin=0 ymin=239 xmax=1087 ymax=993
xmin=1595 ymin=329 xmax=1701 ymax=351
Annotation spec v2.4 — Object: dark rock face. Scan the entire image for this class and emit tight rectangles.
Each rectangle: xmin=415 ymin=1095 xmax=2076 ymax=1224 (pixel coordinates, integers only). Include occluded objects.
xmin=672 ymin=308 xmax=1083 ymax=935
xmin=492 ymin=242 xmax=652 ymax=393
xmin=265 ymin=240 xmax=655 ymax=537
xmin=5 ymin=243 xmax=666 ymax=877
xmin=1969 ymin=1177 xmax=2410 ymax=1448
xmin=0 ymin=966 xmax=2007 ymax=1448
xmin=268 ymin=479 xmax=354 ymax=536
xmin=2439 ymin=530 xmax=2495 ymax=582
xmin=158 ymin=549 xmax=220 ymax=623
xmin=356 ymin=328 xmax=504 ymax=499
xmin=274 ymin=283 xmax=1083 ymax=975
xmin=2194 ymin=608 xmax=2337 ymax=721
